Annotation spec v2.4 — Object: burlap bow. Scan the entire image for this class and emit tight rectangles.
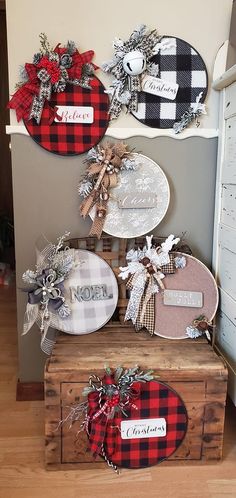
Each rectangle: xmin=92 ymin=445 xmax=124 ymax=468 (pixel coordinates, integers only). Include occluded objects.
xmin=80 ymin=143 xmax=130 ymax=238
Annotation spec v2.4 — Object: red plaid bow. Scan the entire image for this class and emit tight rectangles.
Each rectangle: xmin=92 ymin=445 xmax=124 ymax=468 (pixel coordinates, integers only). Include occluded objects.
xmin=68 ymin=50 xmax=97 ymax=80
xmin=7 ymin=64 xmax=39 ymax=122
xmin=88 ymin=391 xmax=114 ymax=456
xmin=87 ymin=377 xmax=141 ymax=457
xmin=7 ymin=48 xmax=97 ymax=122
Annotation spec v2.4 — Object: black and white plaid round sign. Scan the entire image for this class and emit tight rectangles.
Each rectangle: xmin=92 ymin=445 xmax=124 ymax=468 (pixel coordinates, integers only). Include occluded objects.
xmin=132 ymin=36 xmax=208 ymax=128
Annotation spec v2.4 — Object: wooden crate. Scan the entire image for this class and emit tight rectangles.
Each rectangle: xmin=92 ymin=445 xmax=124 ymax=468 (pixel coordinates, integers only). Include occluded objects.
xmin=44 ymin=236 xmax=227 ymax=470
xmin=45 ymin=330 xmax=228 ymax=470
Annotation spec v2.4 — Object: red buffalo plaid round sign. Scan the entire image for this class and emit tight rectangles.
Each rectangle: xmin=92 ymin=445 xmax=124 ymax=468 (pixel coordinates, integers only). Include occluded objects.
xmin=103 ymin=380 xmax=188 ymax=468
xmin=24 ymin=77 xmax=109 ymax=156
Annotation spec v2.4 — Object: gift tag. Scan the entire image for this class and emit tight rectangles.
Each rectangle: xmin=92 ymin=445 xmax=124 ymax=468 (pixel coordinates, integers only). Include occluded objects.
xmin=142 ymin=75 xmax=179 ymax=100
xmin=121 ymin=418 xmax=166 ymax=439
xmin=132 ymin=36 xmax=208 ymax=129
xmin=54 ymin=106 xmax=94 ymax=123
xmin=117 ymin=192 xmax=157 ymax=209
xmin=163 ymin=289 xmax=203 ymax=308
xmin=24 ymin=78 xmax=109 ymax=156
xmin=155 ymin=253 xmax=218 ymax=339
xmin=103 ymin=381 xmax=188 ymax=468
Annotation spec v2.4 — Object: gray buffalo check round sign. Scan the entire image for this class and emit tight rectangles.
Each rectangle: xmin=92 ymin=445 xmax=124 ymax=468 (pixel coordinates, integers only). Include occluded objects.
xmin=56 ymin=250 xmax=118 ymax=334
xmin=90 ymin=153 xmax=170 ymax=238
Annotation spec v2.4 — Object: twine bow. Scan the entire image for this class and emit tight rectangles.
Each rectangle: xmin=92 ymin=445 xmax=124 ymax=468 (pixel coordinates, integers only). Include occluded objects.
xmin=80 ymin=143 xmax=131 ymax=238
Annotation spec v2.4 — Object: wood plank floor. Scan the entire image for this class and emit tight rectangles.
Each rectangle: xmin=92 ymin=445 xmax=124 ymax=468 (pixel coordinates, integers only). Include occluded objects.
xmin=0 ymin=285 xmax=236 ymax=498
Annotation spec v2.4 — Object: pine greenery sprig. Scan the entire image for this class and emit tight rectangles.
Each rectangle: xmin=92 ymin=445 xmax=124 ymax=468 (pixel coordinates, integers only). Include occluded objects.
xmin=39 ymin=33 xmax=52 ymax=55
xmin=82 ymin=365 xmax=155 ymax=398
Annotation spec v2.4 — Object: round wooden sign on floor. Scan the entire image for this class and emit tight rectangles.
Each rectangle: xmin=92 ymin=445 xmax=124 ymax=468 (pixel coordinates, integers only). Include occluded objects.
xmin=24 ymin=78 xmax=109 ymax=156
xmin=56 ymin=249 xmax=118 ymax=334
xmin=132 ymin=36 xmax=208 ymax=129
xmin=103 ymin=380 xmax=188 ymax=468
xmin=154 ymin=253 xmax=218 ymax=339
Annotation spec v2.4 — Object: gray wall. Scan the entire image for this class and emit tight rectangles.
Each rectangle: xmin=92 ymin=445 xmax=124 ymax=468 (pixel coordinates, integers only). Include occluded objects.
xmin=11 ymin=134 xmax=218 ymax=381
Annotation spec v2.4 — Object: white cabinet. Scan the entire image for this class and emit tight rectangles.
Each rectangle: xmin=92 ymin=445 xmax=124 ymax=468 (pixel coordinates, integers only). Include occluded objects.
xmin=213 ymin=69 xmax=236 ymax=405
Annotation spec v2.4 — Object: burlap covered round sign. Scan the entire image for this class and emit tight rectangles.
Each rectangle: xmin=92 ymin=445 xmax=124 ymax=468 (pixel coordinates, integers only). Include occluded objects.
xmin=154 ymin=252 xmax=218 ymax=339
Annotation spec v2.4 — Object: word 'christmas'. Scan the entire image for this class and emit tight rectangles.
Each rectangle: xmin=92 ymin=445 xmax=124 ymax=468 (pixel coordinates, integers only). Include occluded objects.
xmin=121 ymin=418 xmax=167 ymax=439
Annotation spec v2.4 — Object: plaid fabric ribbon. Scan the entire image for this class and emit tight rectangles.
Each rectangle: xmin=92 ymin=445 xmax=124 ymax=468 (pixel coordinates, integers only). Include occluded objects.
xmin=87 ymin=391 xmax=110 ymax=456
xmin=8 ymin=47 xmax=96 ymax=124
xmin=126 ymin=253 xmax=175 ymax=335
xmin=87 ymin=374 xmax=140 ymax=458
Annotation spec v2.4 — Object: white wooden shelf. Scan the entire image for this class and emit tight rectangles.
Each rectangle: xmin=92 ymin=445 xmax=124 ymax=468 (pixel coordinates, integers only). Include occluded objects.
xmin=6 ymin=124 xmax=218 ymax=140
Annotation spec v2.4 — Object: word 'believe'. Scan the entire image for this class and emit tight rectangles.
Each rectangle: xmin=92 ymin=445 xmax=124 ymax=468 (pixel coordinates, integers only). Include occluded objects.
xmin=54 ymin=106 xmax=94 ymax=123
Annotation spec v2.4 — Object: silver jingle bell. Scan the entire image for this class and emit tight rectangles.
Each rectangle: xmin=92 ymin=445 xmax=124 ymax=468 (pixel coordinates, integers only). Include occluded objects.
xmin=122 ymin=50 xmax=146 ymax=76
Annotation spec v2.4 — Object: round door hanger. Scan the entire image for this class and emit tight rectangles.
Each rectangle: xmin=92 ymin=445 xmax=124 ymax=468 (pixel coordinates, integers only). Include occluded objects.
xmin=24 ymin=77 xmax=110 ymax=156
xmin=56 ymin=249 xmax=118 ymax=334
xmin=89 ymin=153 xmax=170 ymax=238
xmin=132 ymin=36 xmax=208 ymax=128
xmin=154 ymin=252 xmax=219 ymax=339
xmin=103 ymin=380 xmax=188 ymax=468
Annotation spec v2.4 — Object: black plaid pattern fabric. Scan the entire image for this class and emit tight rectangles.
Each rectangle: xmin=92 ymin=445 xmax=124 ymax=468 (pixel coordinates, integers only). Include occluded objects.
xmin=132 ymin=36 xmax=208 ymax=128
xmin=135 ymin=294 xmax=155 ymax=335
xmin=104 ymin=380 xmax=188 ymax=468
xmin=161 ymin=253 xmax=175 ymax=274
xmin=24 ymin=77 xmax=109 ymax=156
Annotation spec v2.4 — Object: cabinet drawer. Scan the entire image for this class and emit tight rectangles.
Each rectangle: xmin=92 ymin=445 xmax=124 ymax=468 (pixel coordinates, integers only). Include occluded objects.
xmin=218 ymin=246 xmax=236 ymax=300
xmin=224 ymin=82 xmax=236 ymax=119
xmin=216 ymin=310 xmax=236 ymax=367
xmin=221 ymin=185 xmax=236 ymax=229
xmin=223 ymin=117 xmax=236 ymax=183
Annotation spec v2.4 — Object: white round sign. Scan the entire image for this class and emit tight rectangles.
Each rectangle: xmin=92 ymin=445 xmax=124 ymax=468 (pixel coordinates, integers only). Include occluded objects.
xmin=57 ymin=249 xmax=118 ymax=334
xmin=90 ymin=153 xmax=170 ymax=238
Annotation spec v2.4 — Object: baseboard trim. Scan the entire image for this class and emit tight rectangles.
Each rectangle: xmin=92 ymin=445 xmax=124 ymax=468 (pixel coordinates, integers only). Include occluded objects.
xmin=16 ymin=380 xmax=44 ymax=401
